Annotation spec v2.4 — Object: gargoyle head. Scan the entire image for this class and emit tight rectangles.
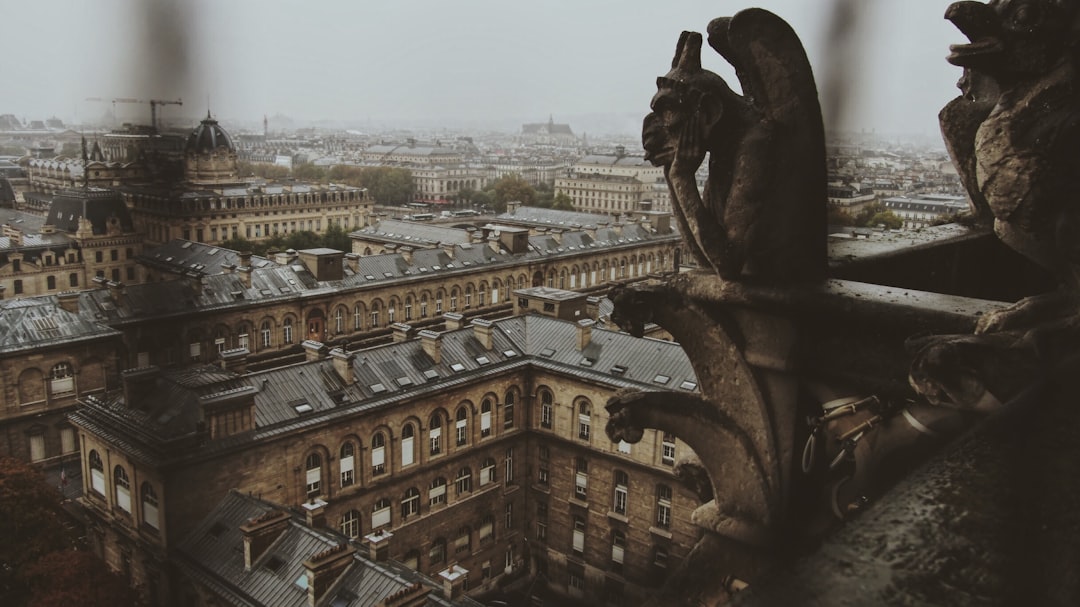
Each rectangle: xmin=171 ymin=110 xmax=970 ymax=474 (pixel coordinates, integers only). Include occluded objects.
xmin=605 ymin=390 xmax=647 ymax=444
xmin=907 ymin=336 xmax=1004 ymax=413
xmin=609 ymin=285 xmax=652 ymax=337
xmin=643 ymin=31 xmax=734 ymax=167
xmin=946 ymin=0 xmax=1079 ymax=84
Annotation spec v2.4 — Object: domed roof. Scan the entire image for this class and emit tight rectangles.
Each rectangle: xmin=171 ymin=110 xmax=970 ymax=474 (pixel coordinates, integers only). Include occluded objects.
xmin=186 ymin=112 xmax=234 ymax=154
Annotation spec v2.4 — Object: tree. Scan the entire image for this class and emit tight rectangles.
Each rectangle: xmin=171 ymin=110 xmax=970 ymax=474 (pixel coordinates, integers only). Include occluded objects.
xmin=21 ymin=550 xmax=143 ymax=607
xmin=321 ymin=223 xmax=352 ymax=252
xmin=551 ymin=192 xmax=575 ymax=211
xmin=491 ymin=175 xmax=536 ymax=213
xmin=292 ymin=162 xmax=327 ymax=182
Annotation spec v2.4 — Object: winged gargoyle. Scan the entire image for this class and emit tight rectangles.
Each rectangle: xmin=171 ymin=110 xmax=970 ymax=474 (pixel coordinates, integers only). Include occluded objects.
xmin=912 ymin=0 xmax=1080 ymax=409
xmin=642 ymin=9 xmax=827 ymax=283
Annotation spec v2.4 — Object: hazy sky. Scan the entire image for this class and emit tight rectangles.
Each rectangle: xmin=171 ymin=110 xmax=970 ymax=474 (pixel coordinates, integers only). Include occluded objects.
xmin=1 ymin=0 xmax=964 ymax=136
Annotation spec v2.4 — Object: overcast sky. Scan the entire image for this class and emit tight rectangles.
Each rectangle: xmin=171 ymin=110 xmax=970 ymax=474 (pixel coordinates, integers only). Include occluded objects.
xmin=1 ymin=0 xmax=964 ymax=136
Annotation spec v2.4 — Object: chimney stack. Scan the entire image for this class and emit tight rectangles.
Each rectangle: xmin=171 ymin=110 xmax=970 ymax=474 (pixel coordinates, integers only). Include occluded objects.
xmin=364 ymin=529 xmax=393 ymax=562
xmin=391 ymin=323 xmax=415 ymax=343
xmin=329 ymin=347 xmax=355 ymax=384
xmin=443 ymin=312 xmax=465 ymax=332
xmin=57 ymin=290 xmax=80 ymax=313
xmin=576 ymin=319 xmax=594 ymax=351
xmin=440 ymin=242 xmax=456 ymax=259
xmin=487 ymin=234 xmax=500 ymax=254
xmin=121 ymin=366 xmax=160 ymax=410
xmin=507 ymin=201 xmax=521 ymax=215
xmin=237 ymin=266 xmax=252 ymax=289
xmin=471 ymin=318 xmax=494 ymax=350
xmin=438 ymin=565 xmax=469 ymax=601
xmin=301 ymin=498 xmax=328 ymax=528
xmin=239 ymin=251 xmax=253 ymax=268
xmin=303 ymin=340 xmax=328 ymax=362
xmin=303 ymin=543 xmax=357 ymax=607
xmin=219 ymin=347 xmax=249 ymax=374
xmin=344 ymin=253 xmax=360 ymax=272
xmin=106 ymin=280 xmax=125 ymax=304
xmin=419 ymin=330 xmax=442 ymax=364
xmin=240 ymin=510 xmax=291 ymax=571
xmin=399 ymin=246 xmax=413 ymax=264
xmin=199 ymin=386 xmax=257 ymax=439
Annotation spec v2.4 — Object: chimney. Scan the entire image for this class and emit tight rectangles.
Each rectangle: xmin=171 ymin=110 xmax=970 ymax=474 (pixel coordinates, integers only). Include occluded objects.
xmin=440 ymin=242 xmax=455 ymax=259
xmin=378 ymin=583 xmax=431 ymax=607
xmin=391 ymin=323 xmax=415 ymax=343
xmin=238 ymin=251 xmax=253 ymax=268
xmin=487 ymin=234 xmax=500 ymax=254
xmin=507 ymin=201 xmax=521 ymax=215
xmin=303 ymin=543 xmax=357 ymax=607
xmin=303 ymin=340 xmax=329 ymax=362
xmin=199 ymin=386 xmax=257 ymax=439
xmin=329 ymin=347 xmax=355 ymax=383
xmin=274 ymin=249 xmax=295 ymax=265
xmin=219 ymin=347 xmax=249 ymax=374
xmin=364 ymin=529 xmax=393 ymax=562
xmin=237 ymin=266 xmax=252 ymax=289
xmin=472 ymin=318 xmax=494 ymax=350
xmin=550 ymin=229 xmax=563 ymax=245
xmin=106 ymin=280 xmax=125 ymax=304
xmin=443 ymin=312 xmax=465 ymax=332
xmin=399 ymin=246 xmax=413 ymax=264
xmin=420 ymin=330 xmax=442 ymax=364
xmin=586 ymin=296 xmax=601 ymax=321
xmin=584 ymin=224 xmax=597 ymax=239
xmin=240 ymin=510 xmax=291 ymax=571
xmin=121 ymin=366 xmax=160 ymax=409
xmin=438 ymin=565 xmax=468 ymax=600
xmin=301 ymin=498 xmax=328 ymax=528
xmin=57 ymin=290 xmax=80 ymax=313
xmin=576 ymin=319 xmax=594 ymax=351
xmin=344 ymin=253 xmax=360 ymax=272
xmin=221 ymin=263 xmax=236 ymax=274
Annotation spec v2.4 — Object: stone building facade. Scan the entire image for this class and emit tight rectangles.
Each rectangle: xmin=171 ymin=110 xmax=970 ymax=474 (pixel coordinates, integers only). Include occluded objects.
xmin=71 ymin=314 xmax=700 ymax=606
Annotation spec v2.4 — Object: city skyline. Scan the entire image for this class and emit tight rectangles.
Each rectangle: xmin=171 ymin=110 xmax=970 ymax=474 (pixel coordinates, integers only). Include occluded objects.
xmin=2 ymin=1 xmax=963 ymax=136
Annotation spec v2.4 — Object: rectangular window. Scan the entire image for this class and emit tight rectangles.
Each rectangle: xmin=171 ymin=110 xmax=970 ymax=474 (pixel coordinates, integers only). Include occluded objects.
xmin=401 ymin=435 xmax=414 ymax=467
xmin=572 ymin=517 xmax=585 ymax=554
xmin=575 ymin=471 xmax=588 ymax=500
xmin=538 ymin=467 xmax=549 ymax=485
xmin=189 ymin=342 xmax=202 ymax=360
xmin=456 ymin=417 xmax=467 ymax=446
xmin=578 ymin=413 xmax=591 ymax=440
xmin=430 ymin=426 xmax=442 ymax=455
xmin=662 ymin=432 xmax=677 ymax=466
xmin=306 ymin=467 xmax=321 ymax=496
xmin=541 ymin=402 xmax=552 ymax=428
xmin=340 ymin=455 xmax=355 ymax=487
xmin=505 ymin=502 xmax=513 ymax=529
xmin=657 ymin=485 xmax=672 ymax=528
xmin=504 ymin=448 xmax=514 ymax=484
xmin=29 ymin=433 xmax=45 ymax=462
xmin=372 ymin=444 xmax=385 ymax=475
xmin=60 ymin=427 xmax=75 ymax=454
xmin=481 ymin=409 xmax=491 ymax=436
xmin=372 ymin=504 xmax=390 ymax=529
xmin=429 ymin=482 xmax=446 ymax=505
xmin=116 ymin=482 xmax=131 ymax=513
xmin=614 ymin=485 xmax=627 ymax=515
xmin=91 ymin=467 xmax=105 ymax=496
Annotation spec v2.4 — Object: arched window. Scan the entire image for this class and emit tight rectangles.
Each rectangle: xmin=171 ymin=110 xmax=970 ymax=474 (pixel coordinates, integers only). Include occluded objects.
xmin=387 ymin=302 xmax=396 ymax=323
xmin=577 ymin=400 xmax=591 ymax=441
xmin=371 ymin=302 xmax=381 ymax=327
xmin=481 ymin=399 xmax=492 ymax=437
xmin=455 ymin=407 xmax=469 ymax=446
xmin=142 ymin=482 xmax=159 ymax=530
xmin=334 ymin=307 xmax=344 ymax=333
xmin=429 ymin=414 xmax=442 ymax=455
xmin=450 ymin=288 xmax=459 ymax=312
xmin=405 ymin=296 xmax=413 ymax=321
xmin=540 ymin=390 xmax=553 ymax=429
xmin=656 ymin=484 xmax=673 ymax=528
xmin=480 ymin=457 xmax=496 ymax=487
xmin=420 ymin=295 xmax=429 ymax=318
xmin=283 ymin=317 xmax=294 ymax=344
xmin=371 ymin=432 xmax=386 ymax=476
xmin=305 ymin=453 xmax=322 ymax=497
xmin=89 ymin=450 xmax=105 ymax=496
xmin=504 ymin=390 xmax=516 ymax=429
xmin=114 ymin=465 xmax=131 ymax=513
xmin=340 ymin=441 xmax=356 ymax=487
xmin=429 ymin=538 xmax=446 ymax=565
xmin=613 ymin=471 xmax=629 ymax=515
xmin=340 ymin=509 xmax=360 ymax=538
xmin=454 ymin=525 xmax=471 ymax=554
xmin=354 ymin=304 xmax=363 ymax=330
xmin=401 ymin=423 xmax=415 ymax=467
xmin=261 ymin=321 xmax=272 ymax=348
xmin=429 ymin=477 xmax=447 ymax=505
xmin=372 ymin=498 xmax=391 ymax=529
xmin=455 ymin=467 xmax=472 ymax=495
xmin=401 ymin=487 xmax=420 ymax=519
xmin=478 ymin=284 xmax=486 ymax=307
xmin=49 ymin=362 xmax=75 ymax=395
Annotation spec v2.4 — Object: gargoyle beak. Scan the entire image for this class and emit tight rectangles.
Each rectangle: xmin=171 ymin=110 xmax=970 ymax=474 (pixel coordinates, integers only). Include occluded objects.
xmin=945 ymin=1 xmax=1004 ymax=66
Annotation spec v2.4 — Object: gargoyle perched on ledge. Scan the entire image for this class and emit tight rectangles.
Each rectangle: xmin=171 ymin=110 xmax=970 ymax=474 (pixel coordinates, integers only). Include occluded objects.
xmin=642 ymin=8 xmax=827 ymax=283
xmin=912 ymin=0 xmax=1080 ymax=410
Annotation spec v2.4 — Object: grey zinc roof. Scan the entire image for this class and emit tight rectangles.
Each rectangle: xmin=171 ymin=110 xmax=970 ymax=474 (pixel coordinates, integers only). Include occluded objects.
xmin=496 ymin=206 xmax=612 ymax=228
xmin=0 ymin=296 xmax=120 ymax=354
xmin=355 ymin=220 xmax=472 ymax=246
xmin=175 ymin=490 xmax=476 ymax=607
xmin=139 ymin=240 xmax=253 ymax=277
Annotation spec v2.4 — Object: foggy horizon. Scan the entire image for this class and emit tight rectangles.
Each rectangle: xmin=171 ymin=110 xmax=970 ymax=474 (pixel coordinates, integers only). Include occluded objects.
xmin=2 ymin=0 xmax=965 ymax=138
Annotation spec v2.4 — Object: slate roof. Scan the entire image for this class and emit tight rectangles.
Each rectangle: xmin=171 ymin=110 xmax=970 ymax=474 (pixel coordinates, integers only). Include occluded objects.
xmin=71 ymin=314 xmax=697 ymax=465
xmin=0 ymin=296 xmax=121 ymax=354
xmin=138 ymin=239 xmax=252 ymax=277
xmin=353 ymin=220 xmax=472 ymax=247
xmin=174 ymin=490 xmax=477 ymax=607
xmin=47 ymin=188 xmax=135 ymax=234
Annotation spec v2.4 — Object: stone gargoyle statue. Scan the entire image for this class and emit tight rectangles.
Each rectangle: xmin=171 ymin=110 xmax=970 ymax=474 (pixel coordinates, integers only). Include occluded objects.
xmin=911 ymin=0 xmax=1080 ymax=410
xmin=604 ymin=9 xmax=829 ymax=596
xmin=642 ymin=8 xmax=827 ymax=283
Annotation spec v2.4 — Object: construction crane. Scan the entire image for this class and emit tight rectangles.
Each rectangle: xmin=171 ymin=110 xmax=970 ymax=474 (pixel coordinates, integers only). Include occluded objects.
xmin=86 ymin=97 xmax=182 ymax=131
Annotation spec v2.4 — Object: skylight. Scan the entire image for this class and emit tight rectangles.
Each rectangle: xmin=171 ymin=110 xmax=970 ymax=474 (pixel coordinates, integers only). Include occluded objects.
xmin=475 ymin=356 xmax=490 ymax=365
xmin=396 ymin=377 xmax=413 ymax=387
xmin=263 ymin=555 xmax=286 ymax=574
xmin=679 ymin=380 xmax=698 ymax=391
xmin=370 ymin=383 xmax=387 ymax=394
xmin=610 ymin=365 xmax=627 ymax=375
xmin=539 ymin=348 xmax=556 ymax=358
xmin=653 ymin=374 xmax=671 ymax=385
xmin=449 ymin=363 xmax=466 ymax=372
xmin=292 ymin=402 xmax=314 ymax=414
xmin=503 ymin=349 xmax=518 ymax=358
xmin=423 ymin=369 xmax=440 ymax=381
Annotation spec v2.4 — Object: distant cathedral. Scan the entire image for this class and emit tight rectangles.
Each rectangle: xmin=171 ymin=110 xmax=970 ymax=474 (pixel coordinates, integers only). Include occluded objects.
xmin=520 ymin=115 xmax=577 ymax=145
